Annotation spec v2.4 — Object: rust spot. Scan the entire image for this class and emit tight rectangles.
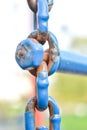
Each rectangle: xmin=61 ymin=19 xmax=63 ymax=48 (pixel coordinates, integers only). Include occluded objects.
xmin=25 ymin=97 xmax=37 ymax=112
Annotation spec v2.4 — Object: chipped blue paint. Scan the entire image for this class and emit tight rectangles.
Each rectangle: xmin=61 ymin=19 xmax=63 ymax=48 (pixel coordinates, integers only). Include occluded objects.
xmin=15 ymin=38 xmax=44 ymax=69
xmin=15 ymin=0 xmax=87 ymax=129
xmin=25 ymin=96 xmax=61 ymax=130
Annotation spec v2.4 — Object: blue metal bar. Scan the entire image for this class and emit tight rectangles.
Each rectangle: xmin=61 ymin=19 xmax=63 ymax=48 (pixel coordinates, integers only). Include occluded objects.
xmin=36 ymin=72 xmax=49 ymax=110
xmin=25 ymin=111 xmax=35 ymax=130
xmin=57 ymin=51 xmax=87 ymax=75
xmin=37 ymin=0 xmax=49 ymax=32
xmin=49 ymin=96 xmax=61 ymax=130
xmin=25 ymin=96 xmax=61 ymax=130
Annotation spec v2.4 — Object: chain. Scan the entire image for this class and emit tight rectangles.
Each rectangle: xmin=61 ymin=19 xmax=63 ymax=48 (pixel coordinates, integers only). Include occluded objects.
xmin=15 ymin=0 xmax=61 ymax=129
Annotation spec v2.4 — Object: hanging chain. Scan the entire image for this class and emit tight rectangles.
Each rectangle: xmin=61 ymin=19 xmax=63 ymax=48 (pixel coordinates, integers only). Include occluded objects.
xmin=15 ymin=0 xmax=61 ymax=129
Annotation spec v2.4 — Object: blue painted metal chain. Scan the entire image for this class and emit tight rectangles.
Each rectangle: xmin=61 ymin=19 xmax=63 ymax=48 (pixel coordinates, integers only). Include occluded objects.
xmin=15 ymin=0 xmax=87 ymax=130
xmin=15 ymin=0 xmax=61 ymax=129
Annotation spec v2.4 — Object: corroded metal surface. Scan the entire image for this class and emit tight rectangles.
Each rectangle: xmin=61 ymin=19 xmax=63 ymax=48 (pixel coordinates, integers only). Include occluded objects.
xmin=15 ymin=38 xmax=44 ymax=69
xmin=25 ymin=96 xmax=61 ymax=130
xmin=15 ymin=0 xmax=61 ymax=129
xmin=15 ymin=0 xmax=87 ymax=129
xmin=28 ymin=30 xmax=59 ymax=76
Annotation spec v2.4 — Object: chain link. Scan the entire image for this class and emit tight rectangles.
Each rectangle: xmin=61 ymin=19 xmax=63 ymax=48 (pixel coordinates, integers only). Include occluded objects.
xmin=15 ymin=0 xmax=61 ymax=129
xmin=25 ymin=96 xmax=61 ymax=130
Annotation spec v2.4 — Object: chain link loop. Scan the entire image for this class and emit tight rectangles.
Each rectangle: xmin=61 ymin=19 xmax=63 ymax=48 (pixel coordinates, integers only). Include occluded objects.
xmin=25 ymin=96 xmax=61 ymax=130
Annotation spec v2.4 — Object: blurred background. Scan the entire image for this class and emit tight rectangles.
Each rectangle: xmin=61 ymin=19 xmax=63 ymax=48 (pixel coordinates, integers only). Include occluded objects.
xmin=0 ymin=0 xmax=87 ymax=130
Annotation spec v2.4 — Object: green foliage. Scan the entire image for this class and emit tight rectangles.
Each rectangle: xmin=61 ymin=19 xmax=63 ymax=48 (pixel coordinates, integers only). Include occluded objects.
xmin=72 ymin=38 xmax=87 ymax=46
xmin=61 ymin=115 xmax=87 ymax=130
xmin=50 ymin=73 xmax=87 ymax=103
xmin=0 ymin=100 xmax=25 ymax=118
xmin=70 ymin=37 xmax=87 ymax=54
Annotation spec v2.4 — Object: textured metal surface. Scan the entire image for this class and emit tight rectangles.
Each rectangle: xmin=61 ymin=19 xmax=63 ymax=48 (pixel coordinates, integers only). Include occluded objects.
xmin=47 ymin=31 xmax=59 ymax=75
xmin=25 ymin=96 xmax=61 ymax=130
xmin=28 ymin=30 xmax=59 ymax=76
xmin=15 ymin=38 xmax=44 ymax=69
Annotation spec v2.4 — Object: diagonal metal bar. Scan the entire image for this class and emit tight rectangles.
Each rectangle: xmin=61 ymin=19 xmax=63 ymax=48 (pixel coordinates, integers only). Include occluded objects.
xmin=57 ymin=51 xmax=87 ymax=75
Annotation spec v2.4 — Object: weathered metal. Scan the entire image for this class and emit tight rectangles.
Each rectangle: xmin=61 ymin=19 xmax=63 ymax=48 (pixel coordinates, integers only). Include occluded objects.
xmin=15 ymin=0 xmax=87 ymax=129
xmin=25 ymin=96 xmax=61 ymax=130
xmin=15 ymin=38 xmax=44 ymax=69
xmin=28 ymin=30 xmax=59 ymax=76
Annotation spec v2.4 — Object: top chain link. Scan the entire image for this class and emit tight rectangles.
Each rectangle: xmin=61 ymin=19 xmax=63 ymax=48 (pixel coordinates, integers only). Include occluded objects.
xmin=27 ymin=0 xmax=53 ymax=13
